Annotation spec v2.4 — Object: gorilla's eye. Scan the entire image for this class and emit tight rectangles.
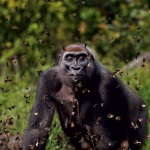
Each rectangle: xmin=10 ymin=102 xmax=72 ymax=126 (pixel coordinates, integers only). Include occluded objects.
xmin=78 ymin=55 xmax=87 ymax=62
xmin=65 ymin=55 xmax=74 ymax=62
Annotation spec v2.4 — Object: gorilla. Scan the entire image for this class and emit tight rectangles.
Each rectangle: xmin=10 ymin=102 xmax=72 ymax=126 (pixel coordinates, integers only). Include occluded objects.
xmin=23 ymin=44 xmax=148 ymax=150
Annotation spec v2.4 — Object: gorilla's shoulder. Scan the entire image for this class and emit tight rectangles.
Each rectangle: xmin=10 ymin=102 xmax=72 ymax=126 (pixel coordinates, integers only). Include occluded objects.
xmin=40 ymin=67 xmax=60 ymax=82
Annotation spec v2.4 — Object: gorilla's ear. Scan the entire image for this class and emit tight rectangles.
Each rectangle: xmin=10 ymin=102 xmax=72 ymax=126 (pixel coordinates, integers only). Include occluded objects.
xmin=90 ymin=54 xmax=94 ymax=61
xmin=85 ymin=44 xmax=94 ymax=61
xmin=58 ymin=53 xmax=61 ymax=58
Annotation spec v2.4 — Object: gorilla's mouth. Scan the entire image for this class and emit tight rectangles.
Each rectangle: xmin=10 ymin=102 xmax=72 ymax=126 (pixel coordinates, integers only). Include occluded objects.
xmin=69 ymin=72 xmax=84 ymax=77
xmin=69 ymin=74 xmax=84 ymax=78
xmin=69 ymin=74 xmax=83 ymax=76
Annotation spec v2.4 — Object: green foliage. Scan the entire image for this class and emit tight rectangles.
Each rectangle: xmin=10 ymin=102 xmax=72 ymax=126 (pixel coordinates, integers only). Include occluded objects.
xmin=0 ymin=72 xmax=35 ymax=134
xmin=0 ymin=0 xmax=150 ymax=149
xmin=0 ymin=0 xmax=150 ymax=67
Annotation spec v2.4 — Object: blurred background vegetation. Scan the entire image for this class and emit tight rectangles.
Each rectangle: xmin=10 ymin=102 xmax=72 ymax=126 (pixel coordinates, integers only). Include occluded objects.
xmin=0 ymin=0 xmax=149 ymax=149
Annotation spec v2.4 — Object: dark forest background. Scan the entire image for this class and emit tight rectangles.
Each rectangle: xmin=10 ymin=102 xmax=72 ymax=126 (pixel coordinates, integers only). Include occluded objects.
xmin=0 ymin=0 xmax=149 ymax=149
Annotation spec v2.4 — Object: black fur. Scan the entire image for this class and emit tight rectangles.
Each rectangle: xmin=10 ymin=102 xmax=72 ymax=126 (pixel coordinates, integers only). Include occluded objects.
xmin=23 ymin=44 xmax=148 ymax=150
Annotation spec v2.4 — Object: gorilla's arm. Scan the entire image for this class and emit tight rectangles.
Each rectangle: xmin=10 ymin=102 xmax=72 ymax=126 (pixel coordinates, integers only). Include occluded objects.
xmin=23 ymin=70 xmax=57 ymax=150
xmin=99 ymin=68 xmax=148 ymax=149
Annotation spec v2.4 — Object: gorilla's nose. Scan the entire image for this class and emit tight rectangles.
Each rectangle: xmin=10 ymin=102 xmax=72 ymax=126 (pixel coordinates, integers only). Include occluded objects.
xmin=71 ymin=66 xmax=81 ymax=71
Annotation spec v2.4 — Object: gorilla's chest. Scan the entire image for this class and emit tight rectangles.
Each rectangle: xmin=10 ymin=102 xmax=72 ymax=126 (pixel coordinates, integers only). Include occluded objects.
xmin=53 ymin=84 xmax=95 ymax=124
xmin=54 ymin=84 xmax=75 ymax=104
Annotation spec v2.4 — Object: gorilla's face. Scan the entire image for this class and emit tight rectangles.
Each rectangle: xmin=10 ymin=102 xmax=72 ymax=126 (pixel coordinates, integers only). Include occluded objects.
xmin=61 ymin=51 xmax=95 ymax=84
xmin=63 ymin=52 xmax=88 ymax=82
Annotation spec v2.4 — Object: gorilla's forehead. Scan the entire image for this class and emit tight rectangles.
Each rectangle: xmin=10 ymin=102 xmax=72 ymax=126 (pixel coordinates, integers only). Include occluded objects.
xmin=64 ymin=44 xmax=86 ymax=52
xmin=63 ymin=51 xmax=88 ymax=57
